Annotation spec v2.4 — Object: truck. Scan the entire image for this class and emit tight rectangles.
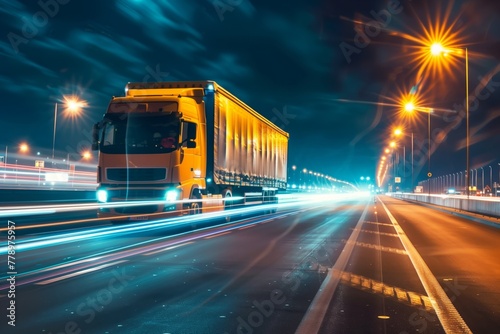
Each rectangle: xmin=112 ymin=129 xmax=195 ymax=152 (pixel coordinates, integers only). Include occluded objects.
xmin=91 ymin=81 xmax=289 ymax=220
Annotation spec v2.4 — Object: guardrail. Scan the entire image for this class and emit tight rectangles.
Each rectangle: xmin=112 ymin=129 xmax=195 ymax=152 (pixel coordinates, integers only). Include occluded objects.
xmin=391 ymin=193 xmax=500 ymax=218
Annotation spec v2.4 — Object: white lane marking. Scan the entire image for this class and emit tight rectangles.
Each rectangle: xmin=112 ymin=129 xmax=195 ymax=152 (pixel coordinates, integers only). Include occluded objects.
xmin=379 ymin=199 xmax=472 ymax=334
xmin=295 ymin=202 xmax=369 ymax=334
xmin=143 ymin=242 xmax=194 ymax=256
xmin=35 ymin=260 xmax=127 ymax=285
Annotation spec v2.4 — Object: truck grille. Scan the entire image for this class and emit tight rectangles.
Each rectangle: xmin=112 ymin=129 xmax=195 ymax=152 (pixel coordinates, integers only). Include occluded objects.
xmin=111 ymin=189 xmax=166 ymax=200
xmin=107 ymin=168 xmax=167 ymax=182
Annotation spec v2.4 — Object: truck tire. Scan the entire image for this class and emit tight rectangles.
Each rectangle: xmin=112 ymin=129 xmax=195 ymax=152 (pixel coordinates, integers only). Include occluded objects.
xmin=222 ymin=189 xmax=232 ymax=222
xmin=189 ymin=189 xmax=202 ymax=215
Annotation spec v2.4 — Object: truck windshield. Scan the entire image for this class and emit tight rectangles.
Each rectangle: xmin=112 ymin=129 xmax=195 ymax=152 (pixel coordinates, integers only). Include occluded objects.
xmin=100 ymin=113 xmax=181 ymax=154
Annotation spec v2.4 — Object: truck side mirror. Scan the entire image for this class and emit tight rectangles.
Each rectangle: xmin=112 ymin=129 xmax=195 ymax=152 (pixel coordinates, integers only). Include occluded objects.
xmin=91 ymin=123 xmax=100 ymax=150
xmin=187 ymin=122 xmax=197 ymax=140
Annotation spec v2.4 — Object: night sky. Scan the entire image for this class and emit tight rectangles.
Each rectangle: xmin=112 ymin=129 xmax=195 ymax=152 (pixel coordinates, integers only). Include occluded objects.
xmin=1 ymin=0 xmax=499 ymax=186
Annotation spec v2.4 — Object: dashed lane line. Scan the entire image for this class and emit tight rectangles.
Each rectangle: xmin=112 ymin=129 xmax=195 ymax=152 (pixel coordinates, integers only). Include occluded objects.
xmin=295 ymin=202 xmax=370 ymax=334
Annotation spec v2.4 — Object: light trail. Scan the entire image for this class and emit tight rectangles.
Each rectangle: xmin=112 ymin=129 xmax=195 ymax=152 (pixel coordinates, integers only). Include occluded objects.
xmin=0 ymin=192 xmax=371 ymax=254
xmin=0 ymin=191 xmax=367 ymax=230
xmin=0 ymin=208 xmax=308 ymax=288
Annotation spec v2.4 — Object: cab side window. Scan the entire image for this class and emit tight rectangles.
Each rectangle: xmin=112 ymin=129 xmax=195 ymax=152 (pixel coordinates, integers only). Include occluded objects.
xmin=181 ymin=121 xmax=197 ymax=148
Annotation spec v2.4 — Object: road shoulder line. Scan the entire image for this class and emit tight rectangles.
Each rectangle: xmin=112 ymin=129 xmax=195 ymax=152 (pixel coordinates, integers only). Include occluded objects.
xmin=379 ymin=197 xmax=472 ymax=334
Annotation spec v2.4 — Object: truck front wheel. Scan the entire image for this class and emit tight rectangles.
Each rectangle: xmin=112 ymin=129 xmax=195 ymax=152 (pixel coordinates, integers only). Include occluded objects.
xmin=222 ymin=189 xmax=233 ymax=222
xmin=189 ymin=190 xmax=202 ymax=215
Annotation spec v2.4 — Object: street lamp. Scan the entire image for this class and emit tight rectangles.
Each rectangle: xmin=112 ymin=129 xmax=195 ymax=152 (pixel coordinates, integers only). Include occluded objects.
xmin=429 ymin=43 xmax=469 ymax=197
xmin=18 ymin=142 xmax=29 ymax=169
xmin=393 ymin=128 xmax=408 ymax=190
xmin=19 ymin=143 xmax=29 ymax=153
xmin=52 ymin=95 xmax=87 ymax=160
xmin=403 ymin=97 xmax=431 ymax=193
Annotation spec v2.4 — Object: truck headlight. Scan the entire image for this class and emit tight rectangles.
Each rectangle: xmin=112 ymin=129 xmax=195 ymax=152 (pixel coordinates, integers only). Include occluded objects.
xmin=165 ymin=189 xmax=179 ymax=202
xmin=97 ymin=189 xmax=108 ymax=203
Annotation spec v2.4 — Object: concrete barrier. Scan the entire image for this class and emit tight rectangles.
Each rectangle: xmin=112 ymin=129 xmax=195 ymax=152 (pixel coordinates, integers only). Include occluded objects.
xmin=392 ymin=193 xmax=500 ymax=218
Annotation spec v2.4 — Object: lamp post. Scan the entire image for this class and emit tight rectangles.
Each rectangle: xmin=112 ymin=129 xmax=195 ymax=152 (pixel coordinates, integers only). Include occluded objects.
xmin=403 ymin=101 xmax=426 ymax=193
xmin=393 ymin=129 xmax=408 ymax=190
xmin=52 ymin=103 xmax=58 ymax=160
xmin=52 ymin=96 xmax=87 ymax=160
xmin=466 ymin=48 xmax=470 ymax=199
xmin=428 ymin=43 xmax=469 ymax=198
xmin=497 ymin=162 xmax=500 ymax=196
xmin=411 ymin=132 xmax=413 ymax=191
xmin=402 ymin=105 xmax=415 ymax=191
xmin=474 ymin=168 xmax=478 ymax=189
xmin=489 ymin=166 xmax=492 ymax=194
xmin=480 ymin=167 xmax=484 ymax=193
xmin=427 ymin=110 xmax=431 ymax=185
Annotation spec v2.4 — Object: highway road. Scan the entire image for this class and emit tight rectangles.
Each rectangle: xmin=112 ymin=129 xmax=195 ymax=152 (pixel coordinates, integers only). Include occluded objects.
xmin=0 ymin=194 xmax=499 ymax=333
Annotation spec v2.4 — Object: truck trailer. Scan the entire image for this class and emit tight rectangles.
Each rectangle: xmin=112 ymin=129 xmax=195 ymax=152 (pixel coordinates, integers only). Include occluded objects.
xmin=92 ymin=81 xmax=289 ymax=220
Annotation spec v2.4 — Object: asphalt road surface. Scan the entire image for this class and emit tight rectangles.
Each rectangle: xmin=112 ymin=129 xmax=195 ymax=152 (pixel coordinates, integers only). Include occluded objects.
xmin=0 ymin=194 xmax=498 ymax=333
